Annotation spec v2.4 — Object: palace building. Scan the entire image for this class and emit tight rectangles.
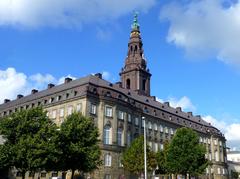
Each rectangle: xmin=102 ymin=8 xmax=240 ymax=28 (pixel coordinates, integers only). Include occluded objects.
xmin=0 ymin=14 xmax=228 ymax=179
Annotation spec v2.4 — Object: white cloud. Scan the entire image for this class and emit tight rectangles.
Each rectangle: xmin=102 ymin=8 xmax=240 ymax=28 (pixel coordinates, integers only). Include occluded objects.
xmin=160 ymin=0 xmax=240 ymax=65
xmin=157 ymin=96 xmax=196 ymax=112
xmin=102 ymin=71 xmax=111 ymax=81
xmin=0 ymin=0 xmax=155 ymax=28
xmin=203 ymin=115 xmax=240 ymax=150
xmin=0 ymin=68 xmax=27 ymax=103
xmin=0 ymin=67 xmax=76 ymax=103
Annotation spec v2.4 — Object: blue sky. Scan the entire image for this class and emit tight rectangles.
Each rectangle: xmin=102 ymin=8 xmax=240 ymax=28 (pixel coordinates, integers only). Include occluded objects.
xmin=0 ymin=0 xmax=240 ymax=149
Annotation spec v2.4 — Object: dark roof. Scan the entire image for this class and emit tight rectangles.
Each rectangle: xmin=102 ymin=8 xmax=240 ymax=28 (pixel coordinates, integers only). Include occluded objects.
xmin=0 ymin=74 xmax=215 ymax=130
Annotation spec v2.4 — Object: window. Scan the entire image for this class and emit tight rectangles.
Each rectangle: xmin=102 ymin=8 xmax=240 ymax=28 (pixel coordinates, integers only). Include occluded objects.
xmin=148 ymin=141 xmax=152 ymax=149
xmin=56 ymin=95 xmax=61 ymax=101
xmin=126 ymin=79 xmax=130 ymax=89
xmin=160 ymin=144 xmax=164 ymax=150
xmin=219 ymin=141 xmax=222 ymax=146
xmin=142 ymin=79 xmax=146 ymax=91
xmin=154 ymin=143 xmax=158 ymax=152
xmin=215 ymin=151 xmax=219 ymax=161
xmin=148 ymin=121 xmax=152 ymax=129
xmin=90 ymin=104 xmax=96 ymax=114
xmin=118 ymin=111 xmax=124 ymax=120
xmin=105 ymin=106 xmax=113 ymax=117
xmin=206 ymin=168 xmax=209 ymax=174
xmin=127 ymin=132 xmax=131 ymax=146
xmin=214 ymin=139 xmax=217 ymax=145
xmin=222 ymin=168 xmax=225 ymax=175
xmin=104 ymin=154 xmax=112 ymax=166
xmin=52 ymin=110 xmax=56 ymax=119
xmin=67 ymin=106 xmax=73 ymax=116
xmin=208 ymin=138 xmax=211 ymax=144
xmin=76 ymin=103 xmax=82 ymax=112
xmin=117 ymin=128 xmax=123 ymax=146
xmin=59 ymin=108 xmax=64 ymax=118
xmin=154 ymin=123 xmax=158 ymax=131
xmin=170 ymin=128 xmax=174 ymax=135
xmin=199 ymin=137 xmax=203 ymax=143
xmin=104 ymin=174 xmax=111 ymax=179
xmin=159 ymin=125 xmax=163 ymax=132
xmin=209 ymin=153 xmax=212 ymax=160
xmin=217 ymin=168 xmax=221 ymax=174
xmin=165 ymin=127 xmax=169 ymax=134
xmin=135 ymin=117 xmax=139 ymax=126
xmin=104 ymin=125 xmax=111 ymax=145
xmin=128 ymin=114 xmax=131 ymax=122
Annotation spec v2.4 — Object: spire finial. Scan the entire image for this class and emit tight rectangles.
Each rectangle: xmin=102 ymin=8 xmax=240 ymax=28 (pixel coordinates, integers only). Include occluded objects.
xmin=131 ymin=11 xmax=140 ymax=30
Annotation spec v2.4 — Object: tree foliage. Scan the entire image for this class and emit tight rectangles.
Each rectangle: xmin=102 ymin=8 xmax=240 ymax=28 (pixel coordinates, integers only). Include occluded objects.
xmin=122 ymin=135 xmax=157 ymax=177
xmin=0 ymin=107 xmax=59 ymax=179
xmin=155 ymin=141 xmax=169 ymax=175
xmin=166 ymin=127 xmax=209 ymax=177
xmin=58 ymin=112 xmax=101 ymax=179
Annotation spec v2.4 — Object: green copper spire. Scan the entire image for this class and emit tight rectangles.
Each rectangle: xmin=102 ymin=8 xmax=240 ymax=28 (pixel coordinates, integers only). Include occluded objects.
xmin=131 ymin=11 xmax=140 ymax=30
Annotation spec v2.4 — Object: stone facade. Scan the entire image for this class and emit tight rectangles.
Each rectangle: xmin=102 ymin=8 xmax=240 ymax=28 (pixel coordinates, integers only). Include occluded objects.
xmin=0 ymin=15 xmax=228 ymax=179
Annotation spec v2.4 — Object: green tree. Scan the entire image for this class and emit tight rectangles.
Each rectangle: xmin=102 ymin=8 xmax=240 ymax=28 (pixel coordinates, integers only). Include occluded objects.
xmin=0 ymin=107 xmax=59 ymax=179
xmin=59 ymin=112 xmax=101 ymax=179
xmin=122 ymin=135 xmax=157 ymax=178
xmin=0 ymin=144 xmax=11 ymax=178
xmin=155 ymin=141 xmax=169 ymax=175
xmin=166 ymin=127 xmax=209 ymax=178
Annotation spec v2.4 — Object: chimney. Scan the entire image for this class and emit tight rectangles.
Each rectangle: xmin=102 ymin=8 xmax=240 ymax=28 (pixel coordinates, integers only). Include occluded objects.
xmin=164 ymin=102 xmax=170 ymax=107
xmin=151 ymin=96 xmax=156 ymax=101
xmin=4 ymin=99 xmax=10 ymax=103
xmin=94 ymin=73 xmax=102 ymax=79
xmin=31 ymin=89 xmax=38 ymax=94
xmin=17 ymin=94 xmax=24 ymax=99
xmin=196 ymin=115 xmax=201 ymax=119
xmin=64 ymin=77 xmax=72 ymax=84
xmin=187 ymin=112 xmax=193 ymax=116
xmin=48 ymin=83 xmax=55 ymax=89
xmin=115 ymin=82 xmax=122 ymax=88
xmin=176 ymin=107 xmax=182 ymax=112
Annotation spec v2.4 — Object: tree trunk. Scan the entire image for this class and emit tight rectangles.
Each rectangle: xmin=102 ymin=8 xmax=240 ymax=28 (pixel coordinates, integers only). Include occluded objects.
xmin=21 ymin=171 xmax=26 ymax=179
xmin=71 ymin=169 xmax=75 ymax=179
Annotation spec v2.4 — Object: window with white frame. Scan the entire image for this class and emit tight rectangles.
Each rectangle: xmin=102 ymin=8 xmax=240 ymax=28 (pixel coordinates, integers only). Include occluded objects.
xmin=90 ymin=104 xmax=96 ymax=114
xmin=67 ymin=106 xmax=73 ymax=116
xmin=148 ymin=141 xmax=152 ymax=149
xmin=165 ymin=127 xmax=169 ymax=133
xmin=214 ymin=139 xmax=217 ymax=145
xmin=170 ymin=128 xmax=174 ymax=135
xmin=219 ymin=141 xmax=222 ymax=146
xmin=159 ymin=125 xmax=163 ymax=132
xmin=104 ymin=154 xmax=112 ymax=167
xmin=104 ymin=125 xmax=111 ymax=145
xmin=200 ymin=137 xmax=203 ymax=143
xmin=52 ymin=110 xmax=56 ymax=119
xmin=59 ymin=108 xmax=64 ymax=118
xmin=128 ymin=114 xmax=131 ymax=122
xmin=148 ymin=121 xmax=152 ymax=129
xmin=206 ymin=168 xmax=209 ymax=174
xmin=135 ymin=117 xmax=139 ymax=126
xmin=222 ymin=168 xmax=225 ymax=175
xmin=215 ymin=151 xmax=219 ymax=161
xmin=208 ymin=138 xmax=211 ymax=144
xmin=209 ymin=153 xmax=212 ymax=161
xmin=117 ymin=128 xmax=123 ymax=146
xmin=217 ymin=168 xmax=221 ymax=174
xmin=76 ymin=103 xmax=82 ymax=112
xmin=105 ymin=106 xmax=113 ymax=117
xmin=118 ymin=111 xmax=124 ymax=120
xmin=154 ymin=143 xmax=158 ymax=152
xmin=160 ymin=143 xmax=164 ymax=150
xmin=154 ymin=123 xmax=158 ymax=131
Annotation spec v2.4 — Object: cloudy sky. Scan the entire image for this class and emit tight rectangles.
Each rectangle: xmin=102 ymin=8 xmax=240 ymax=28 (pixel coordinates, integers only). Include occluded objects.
xmin=0 ymin=0 xmax=240 ymax=149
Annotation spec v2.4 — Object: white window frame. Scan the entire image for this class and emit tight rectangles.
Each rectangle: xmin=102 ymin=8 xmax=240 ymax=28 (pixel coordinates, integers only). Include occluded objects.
xmin=67 ymin=106 xmax=73 ymax=116
xmin=105 ymin=106 xmax=113 ymax=117
xmin=76 ymin=103 xmax=82 ymax=112
xmin=52 ymin=110 xmax=56 ymax=119
xmin=104 ymin=154 xmax=112 ymax=167
xmin=154 ymin=123 xmax=158 ymax=131
xmin=117 ymin=128 xmax=123 ymax=146
xmin=104 ymin=126 xmax=111 ymax=145
xmin=159 ymin=125 xmax=163 ymax=132
xmin=118 ymin=111 xmax=124 ymax=120
xmin=90 ymin=104 xmax=96 ymax=114
xmin=128 ymin=114 xmax=131 ymax=122
xmin=59 ymin=108 xmax=64 ymax=118
xmin=148 ymin=121 xmax=152 ymax=129
xmin=135 ymin=117 xmax=139 ymax=126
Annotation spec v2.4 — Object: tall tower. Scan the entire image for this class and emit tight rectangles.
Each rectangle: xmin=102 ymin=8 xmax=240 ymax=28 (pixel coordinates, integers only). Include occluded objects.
xmin=120 ymin=13 xmax=151 ymax=96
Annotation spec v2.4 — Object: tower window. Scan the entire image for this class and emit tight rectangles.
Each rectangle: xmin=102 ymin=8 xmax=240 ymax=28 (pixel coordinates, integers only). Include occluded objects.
xmin=134 ymin=45 xmax=137 ymax=51
xmin=130 ymin=46 xmax=133 ymax=52
xmin=126 ymin=79 xmax=130 ymax=89
xmin=142 ymin=79 xmax=146 ymax=91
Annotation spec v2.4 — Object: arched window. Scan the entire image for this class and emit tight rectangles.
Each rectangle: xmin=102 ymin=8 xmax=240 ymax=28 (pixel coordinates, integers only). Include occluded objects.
xmin=142 ymin=79 xmax=146 ymax=91
xmin=117 ymin=128 xmax=123 ymax=146
xmin=104 ymin=153 xmax=112 ymax=166
xmin=126 ymin=79 xmax=130 ymax=89
xmin=104 ymin=125 xmax=111 ymax=145
xmin=134 ymin=45 xmax=138 ymax=52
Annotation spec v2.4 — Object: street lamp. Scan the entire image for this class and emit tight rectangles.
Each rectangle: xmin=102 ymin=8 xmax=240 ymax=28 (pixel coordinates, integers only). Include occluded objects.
xmin=142 ymin=116 xmax=147 ymax=179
